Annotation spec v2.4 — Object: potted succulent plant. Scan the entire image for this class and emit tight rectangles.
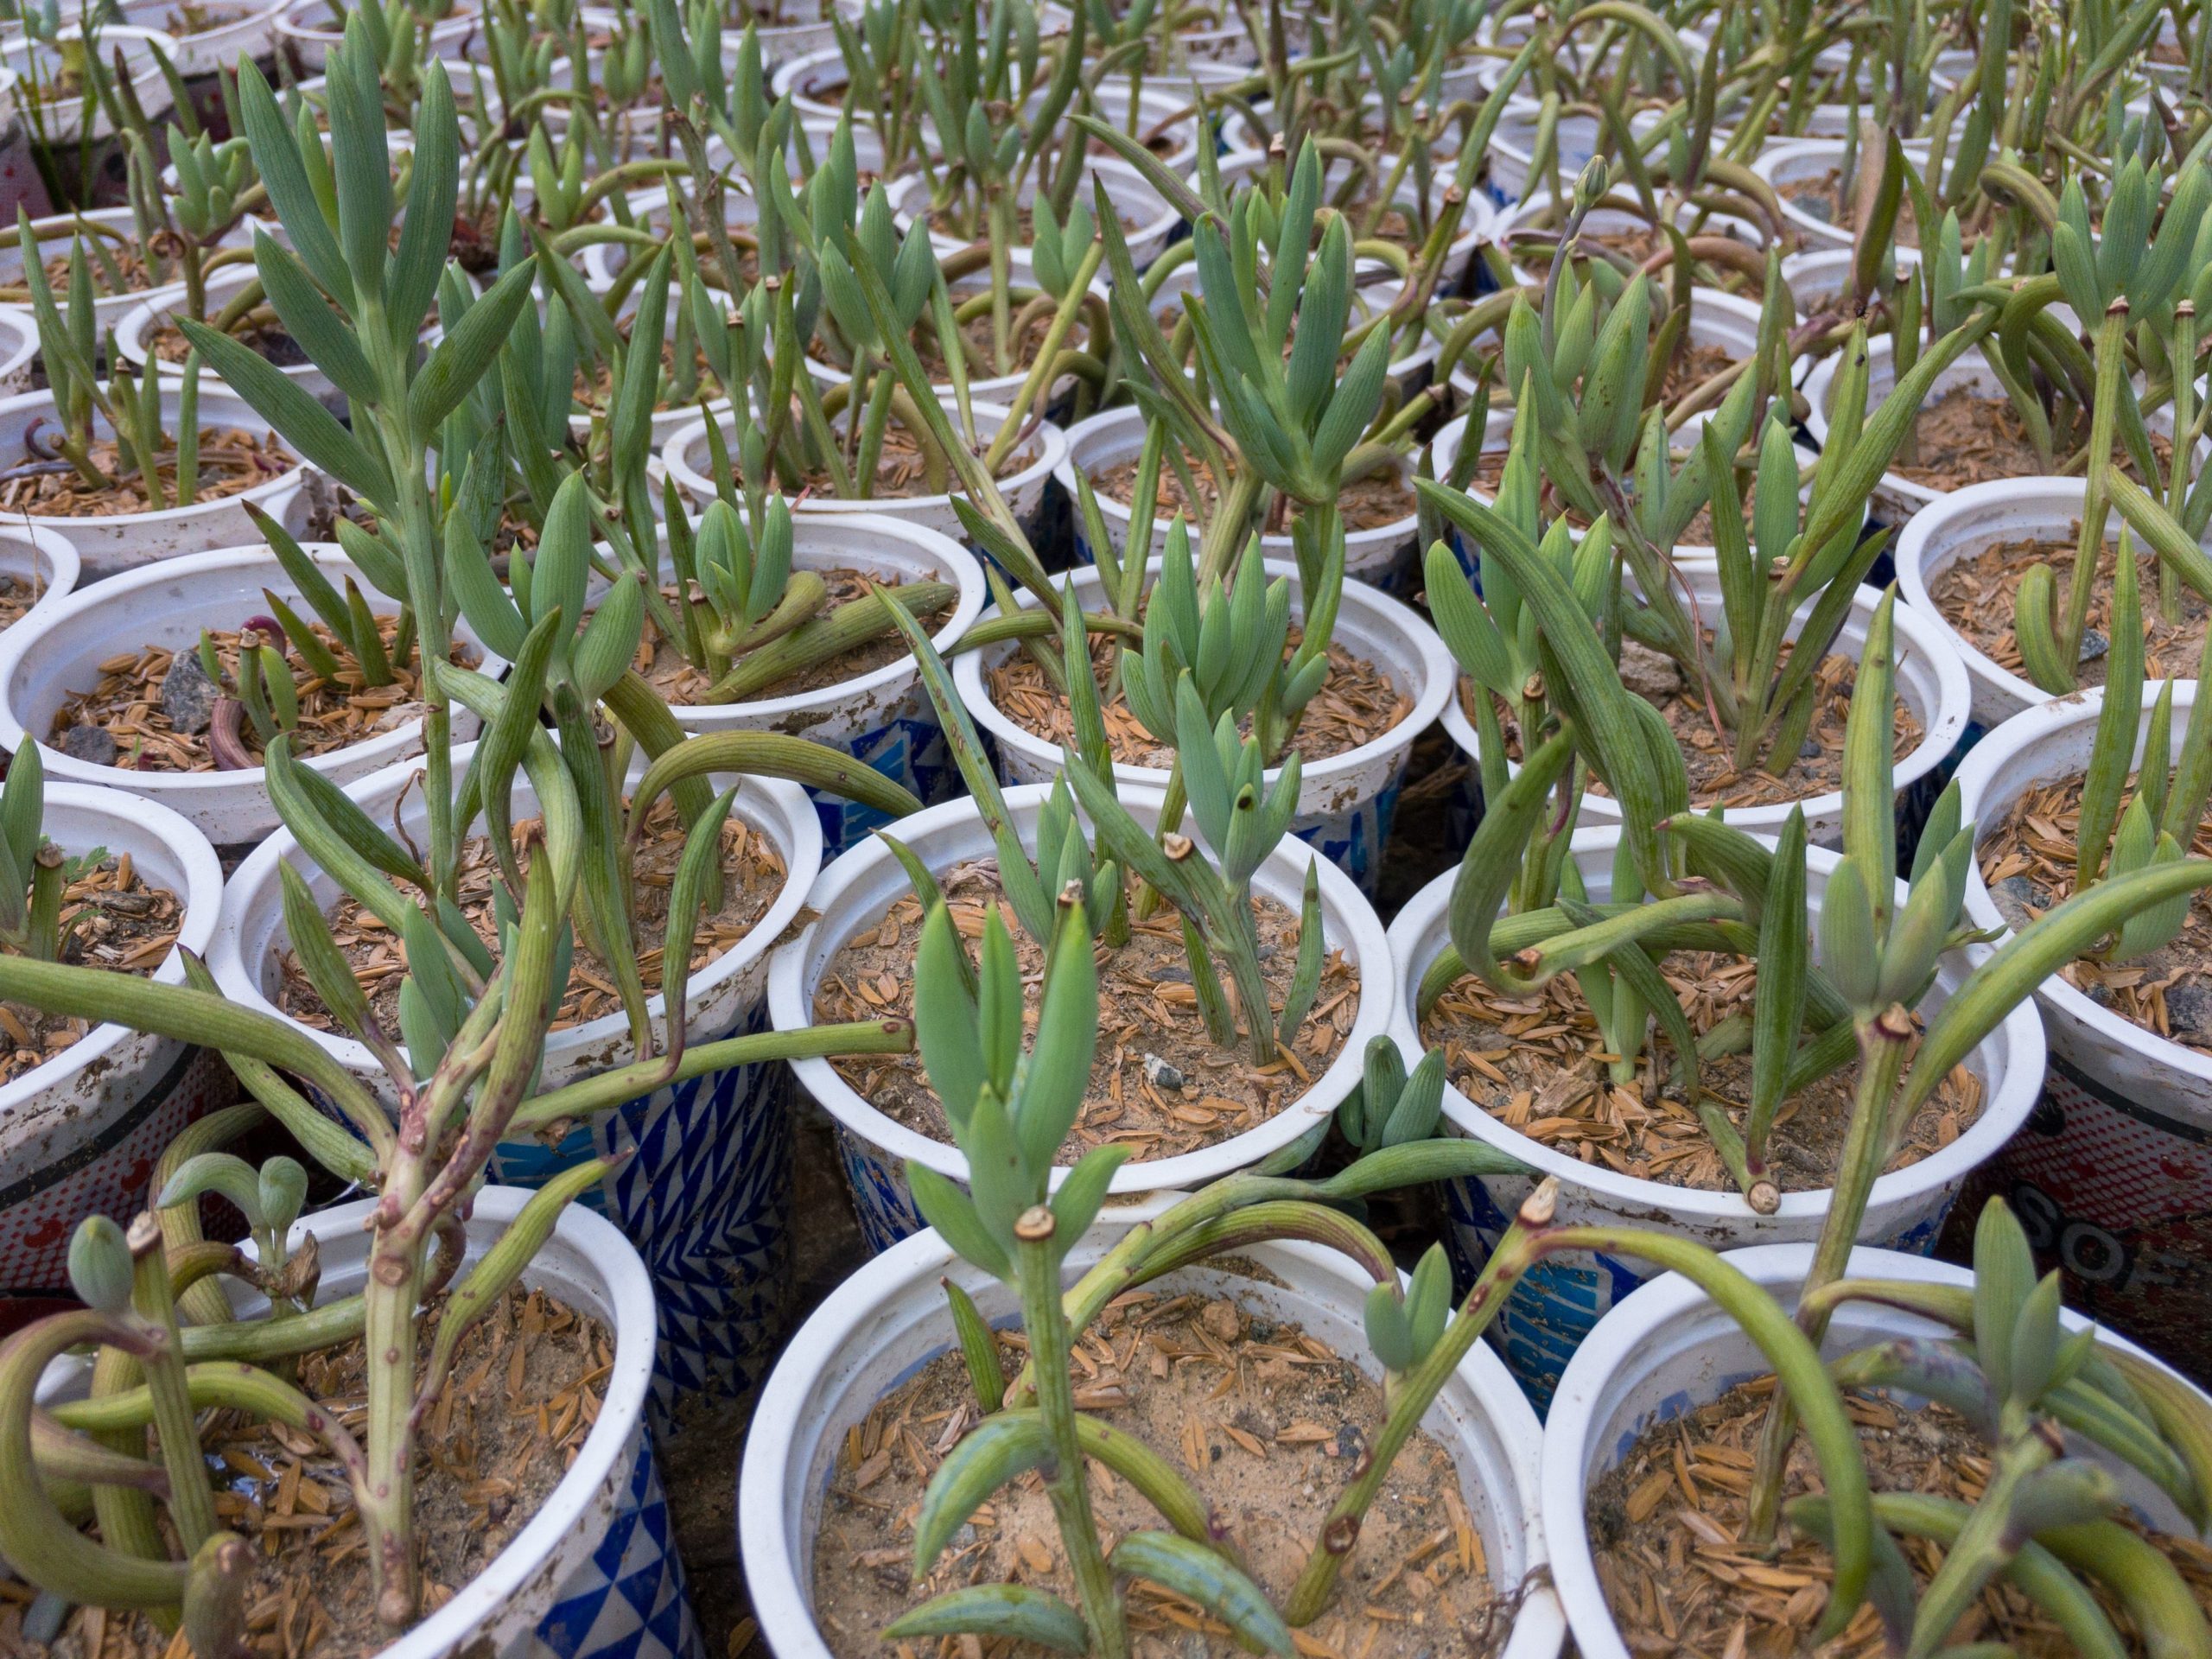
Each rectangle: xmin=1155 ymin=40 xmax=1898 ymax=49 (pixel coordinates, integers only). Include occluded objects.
xmin=768 ymin=603 xmax=1393 ymax=1248
xmin=1547 ymin=1213 xmax=2212 ymax=1658
xmin=1953 ymin=531 xmax=2212 ymax=1379
xmin=745 ymin=874 xmax=1562 ymax=1659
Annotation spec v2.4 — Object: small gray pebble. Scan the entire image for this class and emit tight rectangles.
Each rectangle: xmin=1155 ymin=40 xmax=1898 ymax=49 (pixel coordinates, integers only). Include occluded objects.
xmin=2078 ymin=629 xmax=2110 ymax=665
xmin=1144 ymin=1053 xmax=1185 ymax=1090
xmin=159 ymin=651 xmax=220 ymax=735
xmin=1990 ymin=874 xmax=2052 ymax=932
xmin=56 ymin=724 xmax=116 ymax=766
xmin=1333 ymin=1421 xmax=1364 ymax=1460
xmin=2166 ymin=983 xmax=2212 ymax=1040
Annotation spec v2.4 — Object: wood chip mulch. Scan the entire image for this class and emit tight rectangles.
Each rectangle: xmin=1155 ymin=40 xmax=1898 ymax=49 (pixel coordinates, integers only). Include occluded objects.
xmin=1979 ymin=773 xmax=2212 ymax=1054
xmin=817 ymin=859 xmax=1359 ymax=1164
xmin=51 ymin=615 xmax=467 ymax=775
xmin=0 ymin=429 xmax=291 ymax=516
xmin=1587 ymin=1377 xmax=2212 ymax=1658
xmin=987 ymin=631 xmax=1413 ymax=767
xmin=1419 ymin=952 xmax=1980 ymax=1193
xmin=809 ymin=1287 xmax=1510 ymax=1659
xmin=9 ymin=1284 xmax=611 ymax=1659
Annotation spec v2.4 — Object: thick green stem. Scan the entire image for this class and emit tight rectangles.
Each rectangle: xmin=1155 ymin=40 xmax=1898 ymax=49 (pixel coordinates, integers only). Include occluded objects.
xmin=1743 ymin=1008 xmax=1914 ymax=1543
xmin=1014 ymin=1210 xmax=1128 ymax=1659
xmin=2063 ymin=302 xmax=2132 ymax=667
xmin=128 ymin=1216 xmax=216 ymax=1558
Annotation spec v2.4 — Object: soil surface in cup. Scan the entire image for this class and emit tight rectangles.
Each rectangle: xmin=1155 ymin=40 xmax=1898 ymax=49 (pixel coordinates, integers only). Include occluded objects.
xmin=1925 ymin=529 xmax=2210 ymax=691
xmin=152 ymin=316 xmax=309 ymax=367
xmin=1586 ymin=1377 xmax=2212 ymax=1657
xmin=1978 ymin=772 xmax=2212 ymax=1056
xmin=807 ymin=1282 xmax=1510 ymax=1659
xmin=817 ymin=860 xmax=1359 ymax=1162
xmin=1419 ymin=949 xmax=1982 ymax=1192
xmin=779 ymin=420 xmax=1036 ymax=500
xmin=280 ymin=798 xmax=786 ymax=1033
xmin=0 ymin=428 xmax=291 ymax=515
xmin=1094 ymin=454 xmax=1415 ymax=533
xmin=0 ymin=568 xmax=52 ymax=634
xmin=12 ymin=1283 xmax=610 ymax=1659
xmin=633 ymin=567 xmax=955 ymax=703
xmin=0 ymin=847 xmax=182 ymax=1085
xmin=1465 ymin=635 xmax=1925 ymax=812
xmin=1886 ymin=387 xmax=2164 ymax=493
xmin=51 ymin=619 xmax=475 ymax=774
xmin=32 ymin=239 xmax=173 ymax=297
xmin=1778 ymin=166 xmax=1923 ymax=245
xmin=988 ymin=630 xmax=1413 ymax=766
xmin=1658 ymin=340 xmax=1746 ymax=405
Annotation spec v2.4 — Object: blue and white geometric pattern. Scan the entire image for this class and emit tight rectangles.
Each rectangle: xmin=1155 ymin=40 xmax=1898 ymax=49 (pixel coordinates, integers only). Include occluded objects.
xmin=810 ymin=705 xmax=957 ymax=854
xmin=528 ymin=1427 xmax=706 ymax=1659
xmin=836 ymin=1123 xmax=927 ymax=1255
xmin=1291 ymin=772 xmax=1405 ymax=897
xmin=488 ymin=1000 xmax=794 ymax=1408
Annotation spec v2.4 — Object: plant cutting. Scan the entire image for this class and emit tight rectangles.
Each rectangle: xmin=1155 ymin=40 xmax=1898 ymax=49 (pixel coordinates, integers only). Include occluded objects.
xmin=1393 ymin=422 xmax=2119 ymax=1391
xmin=1429 ymin=201 xmax=1984 ymax=832
xmin=10 ymin=223 xmax=291 ymax=520
xmin=1992 ymin=154 xmax=2212 ymax=697
xmin=1548 ymin=1206 xmax=2212 ymax=1659
xmin=0 ymin=984 xmax=685 ymax=1652
xmin=1065 ymin=138 xmax=1432 ymax=590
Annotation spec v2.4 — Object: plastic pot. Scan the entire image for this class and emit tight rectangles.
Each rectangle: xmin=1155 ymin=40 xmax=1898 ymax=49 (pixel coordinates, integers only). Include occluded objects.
xmin=37 ymin=1186 xmax=702 ymax=1659
xmin=766 ymin=783 xmax=1392 ymax=1252
xmin=0 ymin=522 xmax=77 ymax=643
xmin=0 ymin=386 xmax=312 ymax=576
xmin=646 ymin=512 xmax=988 ymax=854
xmin=1385 ymin=824 xmax=2045 ymax=1406
xmin=209 ymin=741 xmax=823 ymax=1401
xmin=1802 ymin=334 xmax=2009 ymax=525
xmin=0 ymin=543 xmax=496 ymax=855
xmin=1052 ymin=406 xmax=1424 ymax=594
xmin=1751 ymin=137 xmax=1934 ymax=253
xmin=0 ymin=782 xmax=224 ymax=1306
xmin=660 ymin=397 xmax=1067 ymax=549
xmin=741 ymin=1192 xmax=1566 ymax=1659
xmin=2 ymin=26 xmax=174 ymax=141
xmin=1953 ymin=683 xmax=2212 ymax=1379
xmin=1778 ymin=245 xmax=1920 ymax=321
xmin=885 ymin=158 xmax=1183 ymax=274
xmin=1496 ymin=196 xmax=1769 ymax=286
xmin=275 ymin=0 xmax=476 ymax=67
xmin=950 ymin=555 xmax=1452 ymax=891
xmin=1542 ymin=1241 xmax=2205 ymax=1659
xmin=1891 ymin=475 xmax=2188 ymax=732
xmin=115 ymin=0 xmax=288 ymax=73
